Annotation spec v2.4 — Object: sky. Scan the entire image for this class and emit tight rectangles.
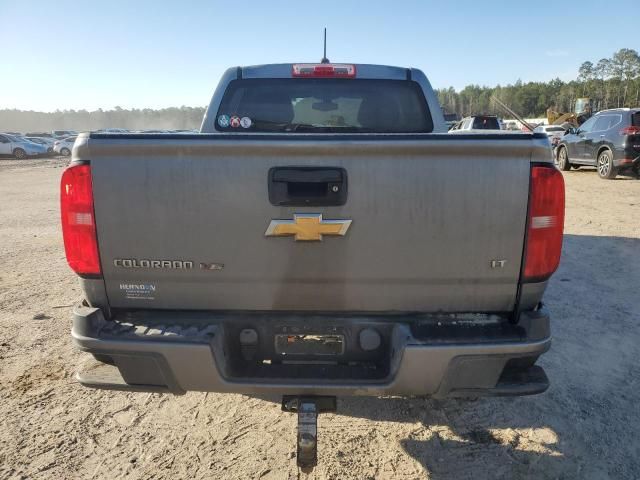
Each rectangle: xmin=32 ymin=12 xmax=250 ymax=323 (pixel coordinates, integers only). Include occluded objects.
xmin=1 ymin=0 xmax=637 ymax=112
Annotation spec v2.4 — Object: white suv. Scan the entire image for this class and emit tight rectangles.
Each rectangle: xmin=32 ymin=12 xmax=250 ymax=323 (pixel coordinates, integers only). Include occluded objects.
xmin=53 ymin=136 xmax=78 ymax=156
xmin=533 ymin=125 xmax=566 ymax=147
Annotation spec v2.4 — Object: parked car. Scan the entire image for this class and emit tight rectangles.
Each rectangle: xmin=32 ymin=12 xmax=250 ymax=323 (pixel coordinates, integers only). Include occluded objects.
xmin=63 ymin=62 xmax=564 ymax=469
xmin=503 ymin=120 xmax=520 ymax=131
xmin=0 ymin=133 xmax=48 ymax=158
xmin=556 ymin=108 xmax=640 ymax=179
xmin=94 ymin=128 xmax=129 ymax=133
xmin=52 ymin=130 xmax=78 ymax=139
xmin=533 ymin=124 xmax=567 ymax=147
xmin=53 ymin=136 xmax=77 ymax=156
xmin=449 ymin=115 xmax=502 ymax=131
xmin=25 ymin=136 xmax=55 ymax=154
xmin=26 ymin=132 xmax=55 ymax=139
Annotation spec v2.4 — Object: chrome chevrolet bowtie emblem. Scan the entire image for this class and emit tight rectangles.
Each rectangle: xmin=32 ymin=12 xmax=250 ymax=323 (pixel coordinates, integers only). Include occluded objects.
xmin=265 ymin=214 xmax=352 ymax=241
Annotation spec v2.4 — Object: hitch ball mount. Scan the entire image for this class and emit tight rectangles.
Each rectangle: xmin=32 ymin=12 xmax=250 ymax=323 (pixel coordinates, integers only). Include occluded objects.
xmin=282 ymin=396 xmax=337 ymax=470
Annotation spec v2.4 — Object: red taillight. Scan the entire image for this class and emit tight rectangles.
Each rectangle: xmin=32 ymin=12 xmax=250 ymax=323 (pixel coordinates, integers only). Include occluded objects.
xmin=620 ymin=126 xmax=640 ymax=135
xmin=292 ymin=63 xmax=356 ymax=78
xmin=60 ymin=164 xmax=101 ymax=276
xmin=523 ymin=165 xmax=565 ymax=283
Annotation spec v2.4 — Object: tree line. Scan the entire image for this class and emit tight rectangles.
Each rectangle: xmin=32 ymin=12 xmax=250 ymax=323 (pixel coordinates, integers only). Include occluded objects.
xmin=2 ymin=49 xmax=639 ymax=132
xmin=437 ymin=48 xmax=640 ymax=119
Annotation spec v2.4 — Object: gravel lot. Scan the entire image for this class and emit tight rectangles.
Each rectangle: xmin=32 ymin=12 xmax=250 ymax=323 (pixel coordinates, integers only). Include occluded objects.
xmin=0 ymin=158 xmax=638 ymax=479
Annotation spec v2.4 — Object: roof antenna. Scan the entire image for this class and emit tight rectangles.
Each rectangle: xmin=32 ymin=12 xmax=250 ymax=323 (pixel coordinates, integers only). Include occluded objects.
xmin=320 ymin=28 xmax=330 ymax=64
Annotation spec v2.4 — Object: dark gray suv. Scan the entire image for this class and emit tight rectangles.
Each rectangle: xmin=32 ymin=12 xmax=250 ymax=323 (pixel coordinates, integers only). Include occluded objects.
xmin=556 ymin=108 xmax=640 ymax=179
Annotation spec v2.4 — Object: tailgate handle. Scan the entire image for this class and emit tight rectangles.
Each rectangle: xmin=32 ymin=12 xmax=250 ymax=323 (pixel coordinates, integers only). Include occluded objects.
xmin=268 ymin=167 xmax=347 ymax=206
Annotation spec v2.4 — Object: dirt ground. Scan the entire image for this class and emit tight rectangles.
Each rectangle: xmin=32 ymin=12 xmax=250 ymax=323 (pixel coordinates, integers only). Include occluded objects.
xmin=0 ymin=158 xmax=638 ymax=479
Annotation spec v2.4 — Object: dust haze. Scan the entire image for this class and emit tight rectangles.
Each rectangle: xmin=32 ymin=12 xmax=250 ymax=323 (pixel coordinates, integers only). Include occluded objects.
xmin=0 ymin=107 xmax=206 ymax=133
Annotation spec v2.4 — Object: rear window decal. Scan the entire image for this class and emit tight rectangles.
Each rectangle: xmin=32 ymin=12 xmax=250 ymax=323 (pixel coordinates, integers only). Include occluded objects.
xmin=217 ymin=114 xmax=230 ymax=128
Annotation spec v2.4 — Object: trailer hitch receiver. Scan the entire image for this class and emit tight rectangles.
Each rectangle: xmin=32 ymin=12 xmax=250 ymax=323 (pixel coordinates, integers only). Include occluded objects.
xmin=282 ymin=396 xmax=337 ymax=470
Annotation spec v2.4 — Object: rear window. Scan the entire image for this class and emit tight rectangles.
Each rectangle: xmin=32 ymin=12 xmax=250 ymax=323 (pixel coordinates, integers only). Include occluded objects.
xmin=215 ymin=79 xmax=433 ymax=133
xmin=632 ymin=112 xmax=640 ymax=127
xmin=546 ymin=126 xmax=565 ymax=132
xmin=471 ymin=116 xmax=500 ymax=129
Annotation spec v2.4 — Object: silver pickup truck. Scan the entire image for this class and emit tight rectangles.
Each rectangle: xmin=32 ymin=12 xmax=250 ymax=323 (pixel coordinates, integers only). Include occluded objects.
xmin=62 ymin=62 xmax=564 ymax=467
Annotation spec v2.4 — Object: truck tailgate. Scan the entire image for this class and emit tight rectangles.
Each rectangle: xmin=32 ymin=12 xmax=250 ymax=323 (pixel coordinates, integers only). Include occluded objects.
xmin=85 ymin=134 xmax=535 ymax=312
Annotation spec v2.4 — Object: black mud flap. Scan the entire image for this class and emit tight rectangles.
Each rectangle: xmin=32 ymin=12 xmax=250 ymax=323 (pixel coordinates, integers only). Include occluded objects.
xmin=448 ymin=365 xmax=549 ymax=398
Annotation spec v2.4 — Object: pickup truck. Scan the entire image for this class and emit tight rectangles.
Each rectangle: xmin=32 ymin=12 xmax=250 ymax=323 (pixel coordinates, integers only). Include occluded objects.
xmin=62 ymin=62 xmax=564 ymax=468
xmin=449 ymin=115 xmax=503 ymax=132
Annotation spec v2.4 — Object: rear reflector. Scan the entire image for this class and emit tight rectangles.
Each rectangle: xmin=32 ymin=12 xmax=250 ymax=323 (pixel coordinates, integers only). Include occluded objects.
xmin=60 ymin=164 xmax=101 ymax=276
xmin=292 ymin=63 xmax=356 ymax=78
xmin=523 ymin=165 xmax=565 ymax=283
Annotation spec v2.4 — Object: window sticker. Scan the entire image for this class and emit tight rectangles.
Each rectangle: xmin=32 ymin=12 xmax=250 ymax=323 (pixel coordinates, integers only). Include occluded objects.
xmin=119 ymin=283 xmax=156 ymax=300
xmin=217 ymin=114 xmax=230 ymax=128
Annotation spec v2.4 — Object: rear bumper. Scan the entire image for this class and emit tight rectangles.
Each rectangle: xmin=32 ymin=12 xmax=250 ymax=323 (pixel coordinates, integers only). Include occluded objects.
xmin=72 ymin=304 xmax=551 ymax=398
